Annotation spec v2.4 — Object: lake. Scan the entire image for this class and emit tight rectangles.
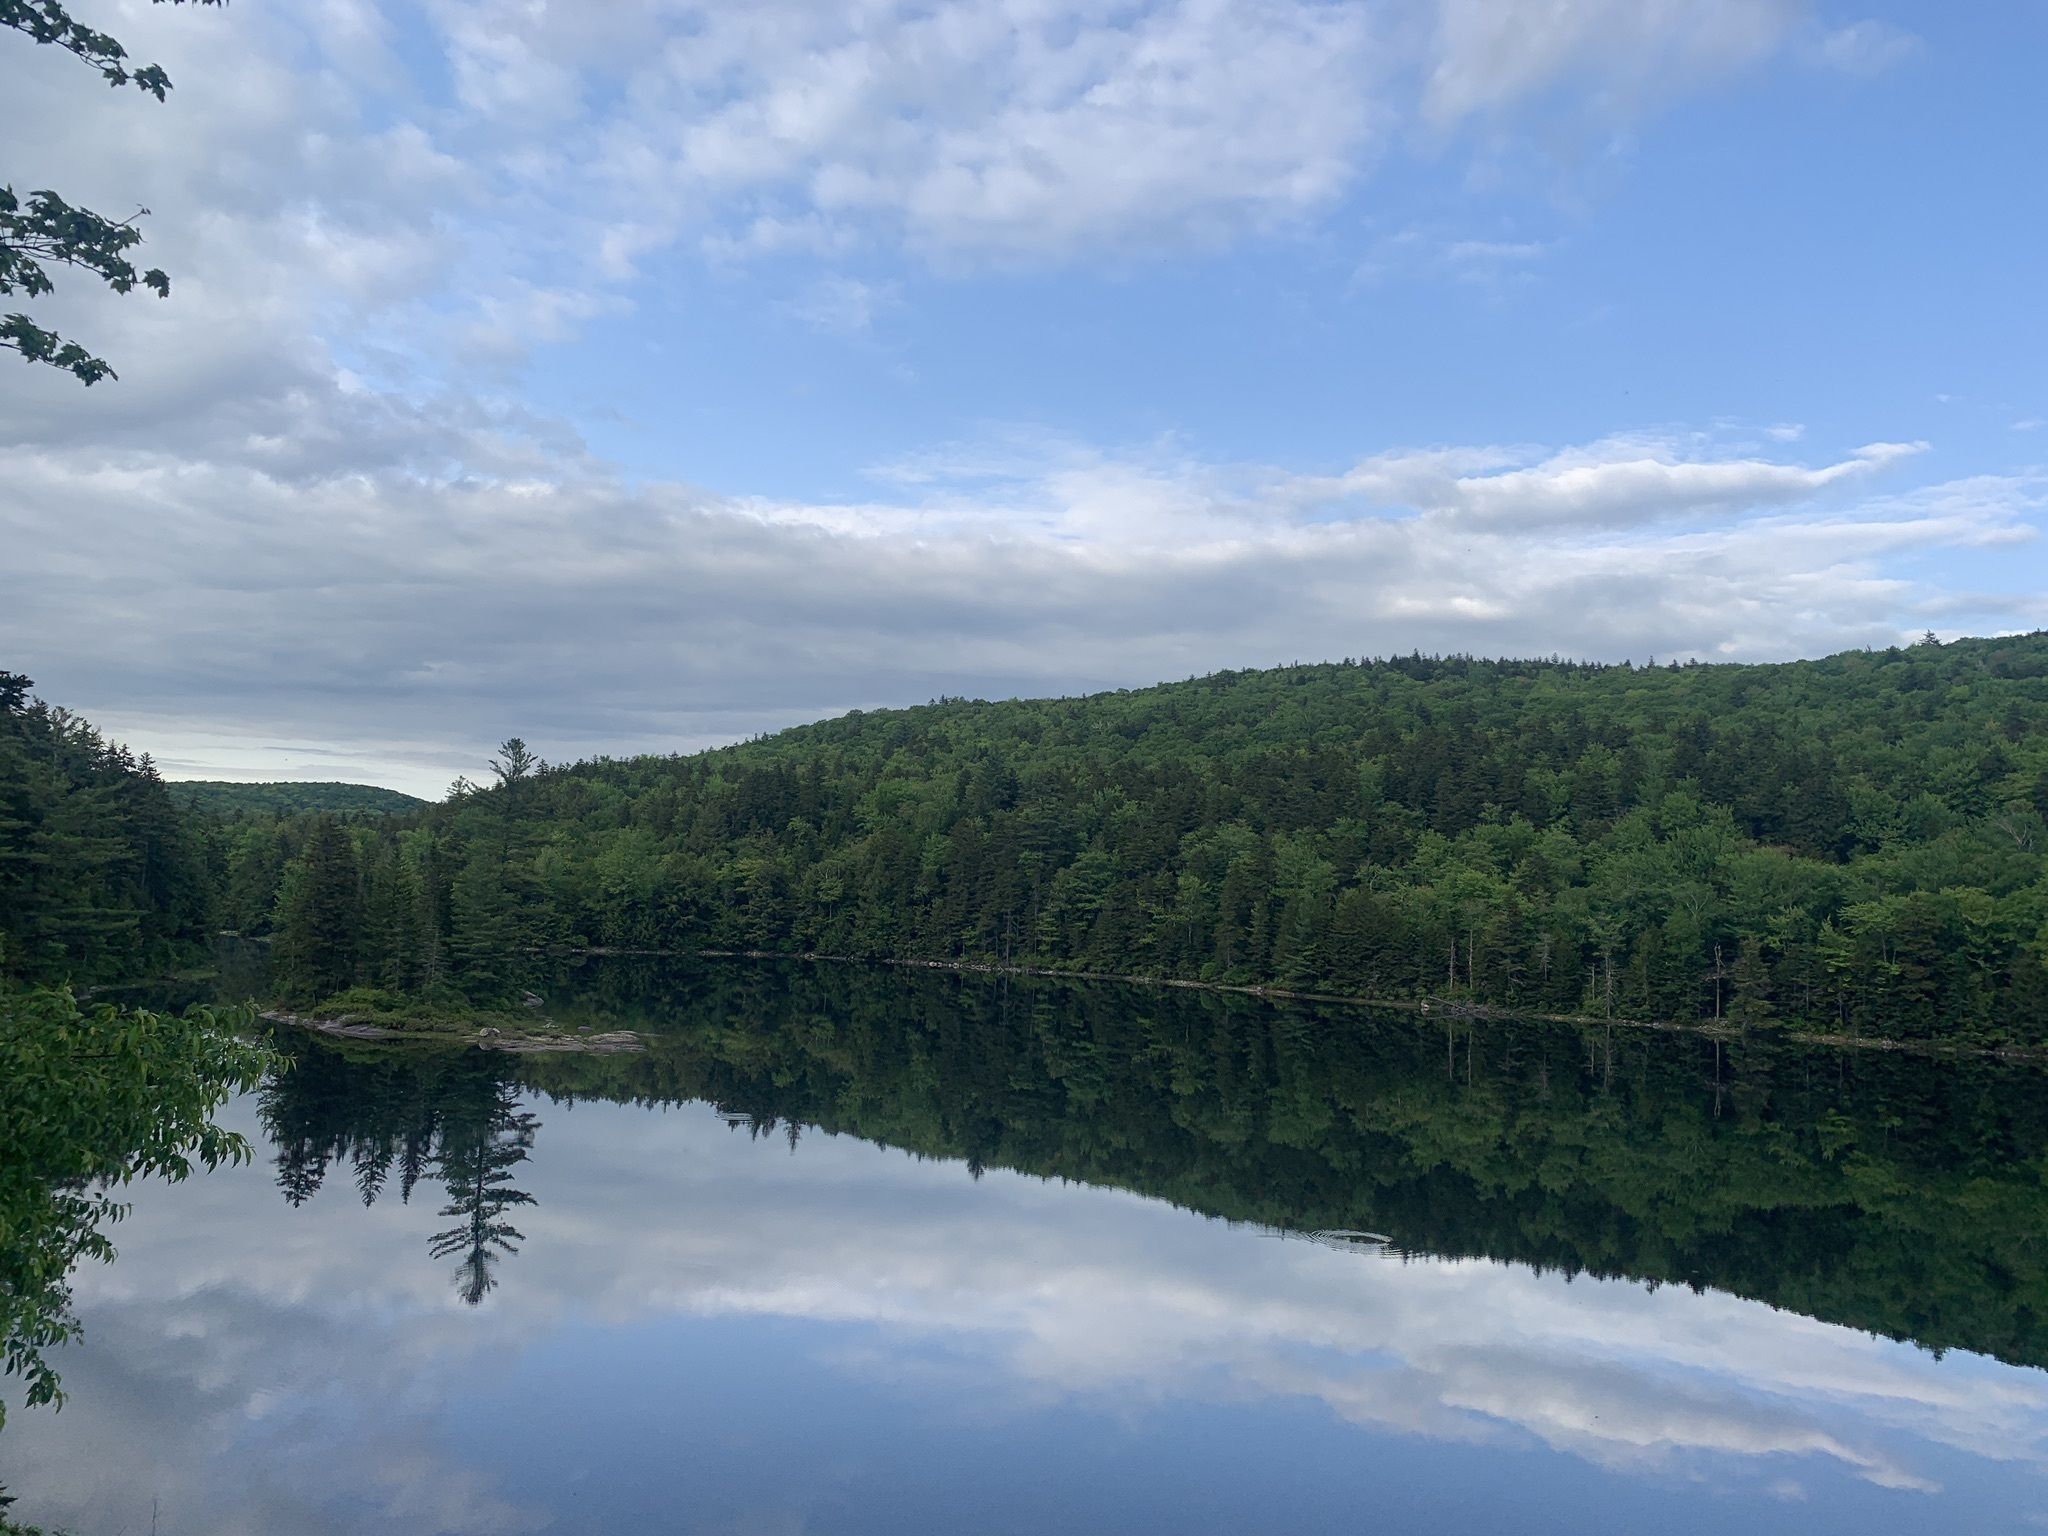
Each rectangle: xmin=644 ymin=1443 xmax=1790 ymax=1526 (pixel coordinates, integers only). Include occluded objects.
xmin=5 ymin=958 xmax=2047 ymax=1533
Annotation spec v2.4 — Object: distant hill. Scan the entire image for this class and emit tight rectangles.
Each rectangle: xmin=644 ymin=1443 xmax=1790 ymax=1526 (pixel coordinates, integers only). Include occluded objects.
xmin=174 ymin=781 xmax=429 ymax=817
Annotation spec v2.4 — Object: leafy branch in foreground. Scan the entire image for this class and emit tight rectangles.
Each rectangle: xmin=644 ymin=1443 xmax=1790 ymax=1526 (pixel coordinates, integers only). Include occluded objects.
xmin=0 ymin=987 xmax=274 ymax=1427
xmin=0 ymin=0 xmax=226 ymax=384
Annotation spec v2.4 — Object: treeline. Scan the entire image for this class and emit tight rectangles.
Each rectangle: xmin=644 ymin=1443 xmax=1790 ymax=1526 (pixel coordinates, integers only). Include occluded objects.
xmin=176 ymin=780 xmax=425 ymax=819
xmin=0 ymin=671 xmax=212 ymax=984
xmin=247 ymin=635 xmax=2048 ymax=1045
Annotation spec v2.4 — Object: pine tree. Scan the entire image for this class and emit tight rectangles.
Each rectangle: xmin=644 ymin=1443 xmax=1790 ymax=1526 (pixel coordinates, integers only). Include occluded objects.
xmin=274 ymin=816 xmax=360 ymax=1000
xmin=448 ymin=849 xmax=515 ymax=998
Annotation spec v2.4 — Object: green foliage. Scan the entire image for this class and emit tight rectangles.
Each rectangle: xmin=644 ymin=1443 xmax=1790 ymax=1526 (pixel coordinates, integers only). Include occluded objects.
xmin=0 ymin=671 xmax=213 ymax=983
xmin=173 ymin=781 xmax=427 ymax=818
xmin=255 ymin=634 xmax=2048 ymax=1046
xmin=1 ymin=0 xmax=226 ymax=383
xmin=0 ymin=985 xmax=272 ymax=1427
xmin=285 ymin=984 xmax=532 ymax=1037
xmin=272 ymin=815 xmax=359 ymax=1000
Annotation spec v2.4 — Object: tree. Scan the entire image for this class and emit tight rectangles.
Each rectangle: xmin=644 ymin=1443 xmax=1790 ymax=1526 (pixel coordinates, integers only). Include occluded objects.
xmin=490 ymin=738 xmax=537 ymax=794
xmin=487 ymin=735 xmax=540 ymax=835
xmin=2 ymin=0 xmax=225 ymax=384
xmin=447 ymin=846 xmax=516 ymax=997
xmin=273 ymin=815 xmax=360 ymax=1000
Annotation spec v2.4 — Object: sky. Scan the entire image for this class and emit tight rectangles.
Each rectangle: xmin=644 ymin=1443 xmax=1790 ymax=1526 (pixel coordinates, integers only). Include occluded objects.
xmin=2 ymin=0 xmax=2044 ymax=797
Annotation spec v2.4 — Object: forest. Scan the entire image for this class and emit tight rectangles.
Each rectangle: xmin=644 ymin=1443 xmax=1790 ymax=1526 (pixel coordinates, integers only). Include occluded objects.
xmin=6 ymin=632 xmax=2048 ymax=1045
xmin=242 ymin=633 xmax=2048 ymax=1046
xmin=174 ymin=781 xmax=427 ymax=819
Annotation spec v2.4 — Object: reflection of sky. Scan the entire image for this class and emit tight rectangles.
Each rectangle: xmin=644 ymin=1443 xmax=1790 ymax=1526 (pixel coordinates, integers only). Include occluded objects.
xmin=4 ymin=1091 xmax=2046 ymax=1535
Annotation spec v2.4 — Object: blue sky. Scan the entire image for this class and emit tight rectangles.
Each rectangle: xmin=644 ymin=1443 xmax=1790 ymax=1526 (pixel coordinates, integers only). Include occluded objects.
xmin=1 ymin=1 xmax=2042 ymax=793
xmin=520 ymin=5 xmax=2044 ymax=503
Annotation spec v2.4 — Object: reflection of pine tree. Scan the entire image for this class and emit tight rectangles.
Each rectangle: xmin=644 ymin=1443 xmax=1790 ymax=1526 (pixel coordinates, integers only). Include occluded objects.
xmin=428 ymin=1083 xmax=540 ymax=1307
xmin=258 ymin=1040 xmax=545 ymax=1302
xmin=398 ymin=1125 xmax=431 ymax=1204
xmin=352 ymin=1137 xmax=393 ymax=1206
xmin=274 ymin=1138 xmax=329 ymax=1207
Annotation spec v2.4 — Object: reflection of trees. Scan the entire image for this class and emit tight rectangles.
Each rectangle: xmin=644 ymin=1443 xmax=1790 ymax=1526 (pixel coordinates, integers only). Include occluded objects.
xmin=258 ymin=1045 xmax=538 ymax=1304
xmin=429 ymin=1084 xmax=539 ymax=1306
xmin=258 ymin=956 xmax=2048 ymax=1366
xmin=514 ymin=957 xmax=2048 ymax=1371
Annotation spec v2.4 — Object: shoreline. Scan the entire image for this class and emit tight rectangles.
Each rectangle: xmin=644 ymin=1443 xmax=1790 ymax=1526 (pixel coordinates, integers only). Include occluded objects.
xmin=565 ymin=946 xmax=2048 ymax=1065
xmin=243 ymin=951 xmax=2047 ymax=1066
xmin=257 ymin=1008 xmax=645 ymax=1055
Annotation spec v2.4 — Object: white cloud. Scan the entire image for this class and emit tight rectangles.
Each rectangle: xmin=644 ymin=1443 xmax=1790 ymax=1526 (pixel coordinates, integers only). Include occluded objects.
xmin=7 ymin=0 xmax=1809 ymax=360
xmin=1356 ymin=231 xmax=1555 ymax=291
xmin=1422 ymin=0 xmax=1796 ymax=126
xmin=1323 ymin=435 xmax=1929 ymax=530
xmin=413 ymin=0 xmax=1390 ymax=269
xmin=1 ymin=400 xmax=2032 ymax=795
xmin=781 ymin=274 xmax=900 ymax=337
xmin=1444 ymin=238 xmax=1550 ymax=264
xmin=1815 ymin=20 xmax=1923 ymax=78
xmin=0 ymin=0 xmax=1831 ymax=435
xmin=0 ymin=0 xmax=1832 ymax=422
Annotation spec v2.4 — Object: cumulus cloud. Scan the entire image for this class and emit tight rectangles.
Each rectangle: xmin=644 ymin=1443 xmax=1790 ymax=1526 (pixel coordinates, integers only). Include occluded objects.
xmin=2 ymin=403 xmax=2036 ymax=793
xmin=425 ymin=0 xmax=1386 ymax=265
xmin=0 ymin=0 xmax=1827 ymax=385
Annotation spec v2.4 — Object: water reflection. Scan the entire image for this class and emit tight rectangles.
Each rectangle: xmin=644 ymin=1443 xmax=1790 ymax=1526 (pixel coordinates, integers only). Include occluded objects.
xmin=261 ymin=1048 xmax=540 ymax=1305
xmin=520 ymin=957 xmax=2048 ymax=1369
xmin=4 ymin=959 xmax=2047 ymax=1534
xmin=428 ymin=1087 xmax=540 ymax=1307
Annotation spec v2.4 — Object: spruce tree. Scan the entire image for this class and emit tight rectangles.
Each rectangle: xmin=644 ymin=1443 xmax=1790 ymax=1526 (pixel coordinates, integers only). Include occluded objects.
xmin=274 ymin=816 xmax=360 ymax=1001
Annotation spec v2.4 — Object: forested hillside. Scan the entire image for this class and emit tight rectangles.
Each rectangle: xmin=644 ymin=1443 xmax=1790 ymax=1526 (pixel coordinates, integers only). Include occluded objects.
xmin=246 ymin=633 xmax=2048 ymax=1046
xmin=176 ymin=781 xmax=426 ymax=819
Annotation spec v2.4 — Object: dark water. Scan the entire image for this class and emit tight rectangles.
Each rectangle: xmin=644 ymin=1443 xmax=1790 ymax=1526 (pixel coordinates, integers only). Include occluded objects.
xmin=7 ymin=958 xmax=2048 ymax=1533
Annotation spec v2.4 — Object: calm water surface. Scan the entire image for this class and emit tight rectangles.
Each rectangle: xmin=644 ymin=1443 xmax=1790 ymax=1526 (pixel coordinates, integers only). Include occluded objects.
xmin=6 ymin=960 xmax=2048 ymax=1533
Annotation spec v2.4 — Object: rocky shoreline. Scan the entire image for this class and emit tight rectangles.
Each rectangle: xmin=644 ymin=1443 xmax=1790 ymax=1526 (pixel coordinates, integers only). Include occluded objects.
xmin=258 ymin=1008 xmax=645 ymax=1054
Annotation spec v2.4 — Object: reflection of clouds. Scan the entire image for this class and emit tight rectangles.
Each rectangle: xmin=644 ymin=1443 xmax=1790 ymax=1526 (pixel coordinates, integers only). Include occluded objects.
xmin=1 ymin=1284 xmax=541 ymax=1536
xmin=509 ymin=1111 xmax=2041 ymax=1496
xmin=8 ymin=1093 xmax=2048 ymax=1530
xmin=1427 ymin=1345 xmax=1942 ymax=1490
